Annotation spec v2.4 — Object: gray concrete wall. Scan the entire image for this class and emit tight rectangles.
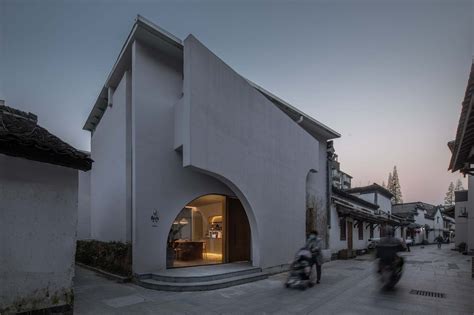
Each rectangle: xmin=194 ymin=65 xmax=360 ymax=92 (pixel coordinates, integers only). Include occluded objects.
xmin=0 ymin=155 xmax=77 ymax=313
xmin=90 ymin=71 xmax=130 ymax=242
xmin=77 ymin=170 xmax=91 ymax=239
xmin=131 ymin=40 xmax=234 ymax=273
xmin=182 ymin=35 xmax=325 ymax=268
xmin=468 ymin=175 xmax=474 ymax=251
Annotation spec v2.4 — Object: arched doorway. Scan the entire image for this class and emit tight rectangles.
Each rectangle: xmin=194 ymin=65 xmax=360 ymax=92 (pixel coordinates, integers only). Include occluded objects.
xmin=167 ymin=194 xmax=251 ymax=268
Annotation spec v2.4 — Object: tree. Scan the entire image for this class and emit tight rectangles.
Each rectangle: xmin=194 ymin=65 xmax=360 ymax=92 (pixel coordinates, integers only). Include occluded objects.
xmin=455 ymin=179 xmax=464 ymax=191
xmin=444 ymin=182 xmax=455 ymax=206
xmin=390 ymin=166 xmax=403 ymax=204
xmin=387 ymin=173 xmax=393 ymax=192
xmin=382 ymin=181 xmax=386 ymax=188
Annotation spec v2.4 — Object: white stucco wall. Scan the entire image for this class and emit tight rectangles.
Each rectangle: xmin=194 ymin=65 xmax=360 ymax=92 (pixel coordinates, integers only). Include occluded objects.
xmin=130 ymin=40 xmax=235 ymax=273
xmin=329 ymin=206 xmax=375 ymax=254
xmin=306 ymin=143 xmax=329 ymax=247
xmin=432 ymin=209 xmax=444 ymax=241
xmin=0 ymin=155 xmax=77 ymax=313
xmin=182 ymin=35 xmax=325 ymax=269
xmin=329 ymin=207 xmax=347 ymax=253
xmin=455 ymin=200 xmax=468 ymax=246
xmin=77 ymin=171 xmax=91 ymax=240
xmin=90 ymin=71 xmax=131 ymax=242
xmin=351 ymin=192 xmax=391 ymax=214
xmin=376 ymin=194 xmax=392 ymax=214
xmin=354 ymin=193 xmax=375 ymax=206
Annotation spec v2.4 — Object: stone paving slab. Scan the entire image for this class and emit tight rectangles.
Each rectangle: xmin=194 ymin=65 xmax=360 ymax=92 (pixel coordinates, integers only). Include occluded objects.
xmin=74 ymin=244 xmax=474 ymax=314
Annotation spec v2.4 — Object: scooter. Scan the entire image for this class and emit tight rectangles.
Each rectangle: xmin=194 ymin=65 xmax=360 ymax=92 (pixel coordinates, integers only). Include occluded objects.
xmin=379 ymin=257 xmax=403 ymax=290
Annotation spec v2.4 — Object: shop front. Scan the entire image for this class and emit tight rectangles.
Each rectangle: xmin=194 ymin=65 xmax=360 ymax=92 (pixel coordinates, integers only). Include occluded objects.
xmin=167 ymin=194 xmax=251 ymax=268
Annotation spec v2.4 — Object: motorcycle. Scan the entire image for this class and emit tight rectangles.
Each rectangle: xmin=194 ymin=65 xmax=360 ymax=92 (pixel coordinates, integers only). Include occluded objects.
xmin=376 ymin=241 xmax=404 ymax=290
xmin=378 ymin=257 xmax=404 ymax=290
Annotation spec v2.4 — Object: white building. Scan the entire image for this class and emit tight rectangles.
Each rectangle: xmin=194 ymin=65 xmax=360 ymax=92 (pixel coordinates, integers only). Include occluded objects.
xmin=330 ymin=154 xmax=352 ymax=190
xmin=448 ymin=60 xmax=474 ymax=254
xmin=328 ymin=183 xmax=407 ymax=258
xmin=346 ymin=184 xmax=394 ymax=215
xmin=79 ymin=16 xmax=340 ymax=288
xmin=0 ymin=103 xmax=92 ymax=313
xmin=392 ymin=202 xmax=450 ymax=244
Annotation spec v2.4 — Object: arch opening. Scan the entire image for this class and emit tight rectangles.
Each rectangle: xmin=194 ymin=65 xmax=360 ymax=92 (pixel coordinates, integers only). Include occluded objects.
xmin=166 ymin=194 xmax=251 ymax=268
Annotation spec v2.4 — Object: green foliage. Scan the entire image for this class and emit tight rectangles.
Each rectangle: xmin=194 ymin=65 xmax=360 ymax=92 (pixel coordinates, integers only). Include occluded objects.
xmin=387 ymin=166 xmax=403 ymax=204
xmin=76 ymin=240 xmax=132 ymax=277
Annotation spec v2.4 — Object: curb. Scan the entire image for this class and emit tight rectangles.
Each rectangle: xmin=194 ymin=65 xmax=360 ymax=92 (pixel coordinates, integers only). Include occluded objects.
xmin=75 ymin=262 xmax=131 ymax=283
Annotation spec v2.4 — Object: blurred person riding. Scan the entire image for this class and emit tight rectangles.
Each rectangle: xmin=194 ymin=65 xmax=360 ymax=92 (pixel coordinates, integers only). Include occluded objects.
xmin=376 ymin=226 xmax=405 ymax=289
xmin=435 ymin=235 xmax=443 ymax=249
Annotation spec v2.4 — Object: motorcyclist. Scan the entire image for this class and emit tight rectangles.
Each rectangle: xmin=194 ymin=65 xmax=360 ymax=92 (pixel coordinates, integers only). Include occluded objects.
xmin=376 ymin=226 xmax=404 ymax=273
xmin=435 ymin=235 xmax=443 ymax=249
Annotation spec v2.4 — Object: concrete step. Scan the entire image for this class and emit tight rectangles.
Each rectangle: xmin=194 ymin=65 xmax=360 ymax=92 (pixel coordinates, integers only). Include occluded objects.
xmin=150 ymin=266 xmax=263 ymax=283
xmin=136 ymin=271 xmax=268 ymax=291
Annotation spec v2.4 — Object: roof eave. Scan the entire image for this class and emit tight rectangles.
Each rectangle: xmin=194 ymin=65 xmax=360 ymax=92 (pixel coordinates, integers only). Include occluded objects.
xmin=83 ymin=15 xmax=184 ymax=132
xmin=83 ymin=15 xmax=340 ymax=140
xmin=248 ymin=80 xmax=341 ymax=140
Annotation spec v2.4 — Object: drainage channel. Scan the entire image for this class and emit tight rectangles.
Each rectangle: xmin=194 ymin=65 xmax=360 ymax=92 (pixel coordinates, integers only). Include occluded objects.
xmin=409 ymin=289 xmax=446 ymax=298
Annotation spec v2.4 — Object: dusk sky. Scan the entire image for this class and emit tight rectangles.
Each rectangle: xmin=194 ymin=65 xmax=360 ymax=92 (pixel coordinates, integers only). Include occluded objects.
xmin=1 ymin=0 xmax=472 ymax=205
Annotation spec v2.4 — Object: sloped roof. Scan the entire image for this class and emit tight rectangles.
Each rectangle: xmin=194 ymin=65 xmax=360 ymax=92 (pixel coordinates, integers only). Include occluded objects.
xmin=0 ymin=104 xmax=92 ymax=171
xmin=83 ymin=15 xmax=340 ymax=141
xmin=332 ymin=186 xmax=379 ymax=210
xmin=425 ymin=206 xmax=439 ymax=219
xmin=449 ymin=61 xmax=474 ymax=173
xmin=392 ymin=202 xmax=438 ymax=219
xmin=345 ymin=183 xmax=393 ymax=199
xmin=442 ymin=205 xmax=455 ymax=218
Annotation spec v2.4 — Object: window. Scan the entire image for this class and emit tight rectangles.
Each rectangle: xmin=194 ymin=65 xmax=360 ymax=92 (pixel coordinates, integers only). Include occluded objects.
xmin=370 ymin=224 xmax=374 ymax=238
xmin=340 ymin=218 xmax=346 ymax=240
xmin=358 ymin=222 xmax=364 ymax=240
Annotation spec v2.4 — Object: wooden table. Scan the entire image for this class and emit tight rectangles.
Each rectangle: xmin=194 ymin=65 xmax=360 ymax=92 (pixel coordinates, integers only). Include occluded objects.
xmin=173 ymin=241 xmax=204 ymax=261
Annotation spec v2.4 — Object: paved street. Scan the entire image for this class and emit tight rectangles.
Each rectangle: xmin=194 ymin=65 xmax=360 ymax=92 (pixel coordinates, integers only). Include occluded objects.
xmin=74 ymin=244 xmax=474 ymax=314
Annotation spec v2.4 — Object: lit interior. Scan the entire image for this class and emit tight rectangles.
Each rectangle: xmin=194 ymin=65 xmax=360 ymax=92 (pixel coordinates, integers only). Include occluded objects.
xmin=167 ymin=195 xmax=225 ymax=268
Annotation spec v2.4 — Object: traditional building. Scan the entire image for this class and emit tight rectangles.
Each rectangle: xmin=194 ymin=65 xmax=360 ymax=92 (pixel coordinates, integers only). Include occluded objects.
xmin=448 ymin=60 xmax=474 ymax=254
xmin=328 ymin=182 xmax=407 ymax=258
xmin=345 ymin=183 xmax=394 ymax=215
xmin=0 ymin=102 xmax=92 ymax=313
xmin=331 ymin=154 xmax=352 ymax=190
xmin=392 ymin=202 xmax=451 ymax=244
xmin=79 ymin=16 xmax=339 ymax=289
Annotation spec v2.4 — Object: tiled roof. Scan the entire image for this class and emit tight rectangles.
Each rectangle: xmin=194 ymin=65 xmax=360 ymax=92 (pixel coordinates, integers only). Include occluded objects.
xmin=449 ymin=62 xmax=474 ymax=172
xmin=0 ymin=105 xmax=92 ymax=171
xmin=392 ymin=202 xmax=437 ymax=219
xmin=332 ymin=186 xmax=379 ymax=210
xmin=345 ymin=183 xmax=393 ymax=199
